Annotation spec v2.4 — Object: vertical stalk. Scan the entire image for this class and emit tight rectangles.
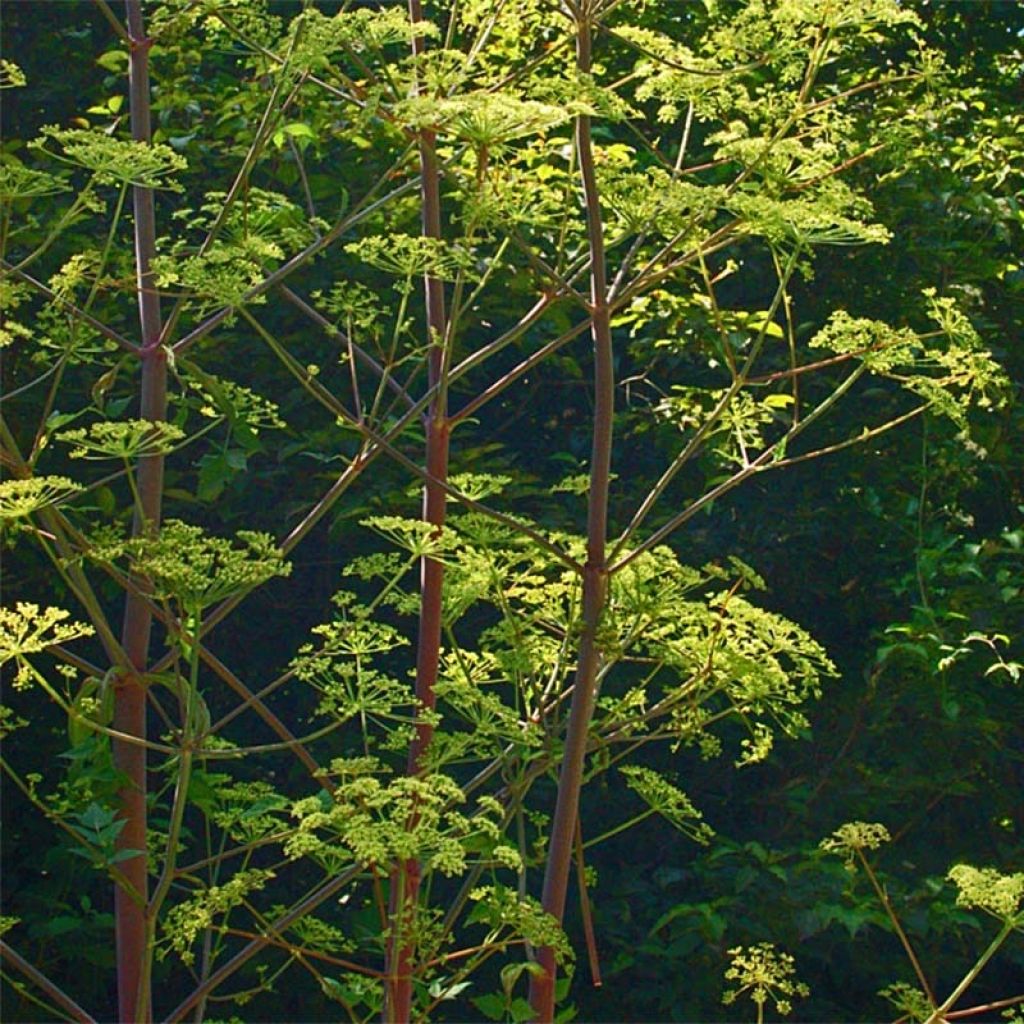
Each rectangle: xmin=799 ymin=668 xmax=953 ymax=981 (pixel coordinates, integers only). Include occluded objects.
xmin=116 ymin=3 xmax=167 ymax=1020
xmin=384 ymin=2 xmax=449 ymax=1020
xmin=529 ymin=11 xmax=614 ymax=1022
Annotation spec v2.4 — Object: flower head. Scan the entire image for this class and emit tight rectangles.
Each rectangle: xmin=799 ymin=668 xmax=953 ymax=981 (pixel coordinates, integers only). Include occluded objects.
xmin=0 ymin=477 xmax=83 ymax=519
xmin=723 ymin=943 xmax=809 ymax=1017
xmin=947 ymin=864 xmax=1024 ymax=921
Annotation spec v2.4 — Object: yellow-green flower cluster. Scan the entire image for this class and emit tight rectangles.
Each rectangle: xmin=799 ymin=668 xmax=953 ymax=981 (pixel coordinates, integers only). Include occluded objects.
xmin=57 ymin=419 xmax=185 ymax=460
xmin=0 ymin=603 xmax=95 ymax=689
xmin=621 ymin=765 xmax=714 ymax=845
xmin=33 ymin=126 xmax=187 ymax=190
xmin=468 ymin=885 xmax=573 ymax=964
xmin=0 ymin=476 xmax=83 ymax=520
xmin=87 ymin=520 xmax=290 ymax=611
xmin=284 ymin=6 xmax=433 ymax=72
xmin=0 ymin=59 xmax=26 ymax=88
xmin=0 ymin=162 xmax=68 ymax=203
xmin=879 ymin=981 xmax=932 ymax=1022
xmin=820 ymin=820 xmax=891 ymax=870
xmin=723 ymin=943 xmax=809 ymax=1017
xmin=346 ymin=235 xmax=475 ymax=282
xmin=947 ymin=864 xmax=1024 ymax=921
xmin=397 ymin=92 xmax=569 ymax=151
xmin=736 ymin=722 xmax=776 ymax=767
xmin=287 ymin=772 xmax=507 ymax=880
xmin=162 ymin=869 xmax=275 ymax=965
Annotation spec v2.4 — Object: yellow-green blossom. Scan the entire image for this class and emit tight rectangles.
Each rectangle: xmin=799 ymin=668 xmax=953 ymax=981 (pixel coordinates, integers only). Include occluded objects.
xmin=0 ymin=604 xmax=95 ymax=688
xmin=57 ymin=419 xmax=185 ymax=460
xmin=0 ymin=477 xmax=83 ymax=519
xmin=947 ymin=864 xmax=1024 ymax=921
xmin=723 ymin=943 xmax=809 ymax=1018
xmin=87 ymin=520 xmax=291 ymax=611
xmin=820 ymin=821 xmax=891 ymax=869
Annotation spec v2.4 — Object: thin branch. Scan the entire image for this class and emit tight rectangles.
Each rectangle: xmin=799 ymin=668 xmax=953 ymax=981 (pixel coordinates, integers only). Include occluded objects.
xmin=856 ymin=848 xmax=936 ymax=1007
xmin=243 ymin=306 xmax=582 ymax=571
xmin=531 ymin=13 xmax=614 ymax=1020
xmin=0 ymin=941 xmax=98 ymax=1024
xmin=0 ymin=260 xmax=137 ymax=353
xmin=215 ymin=929 xmax=382 ymax=978
xmin=278 ymin=285 xmax=420 ymax=416
xmin=170 ymin=160 xmax=421 ymax=356
xmin=946 ymin=994 xmax=1024 ymax=1020
xmin=768 ymin=405 xmax=928 ymax=469
xmin=160 ymin=866 xmax=363 ymax=1023
xmin=193 ymin=645 xmax=326 ymax=785
xmin=575 ymin=816 xmax=602 ymax=988
xmin=156 ymin=26 xmax=306 ymax=349
xmin=450 ymin=317 xmax=591 ymax=426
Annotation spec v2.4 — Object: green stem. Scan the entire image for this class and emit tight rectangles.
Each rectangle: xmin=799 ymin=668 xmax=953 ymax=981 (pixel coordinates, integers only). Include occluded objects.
xmin=923 ymin=919 xmax=1019 ymax=1024
xmin=139 ymin=628 xmax=202 ymax=1020
xmin=581 ymin=808 xmax=657 ymax=849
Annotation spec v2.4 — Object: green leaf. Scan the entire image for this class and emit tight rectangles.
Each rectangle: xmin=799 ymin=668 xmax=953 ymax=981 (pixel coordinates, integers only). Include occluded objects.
xmin=428 ymin=979 xmax=473 ymax=1000
xmin=107 ymin=848 xmax=146 ymax=865
xmin=510 ymin=997 xmax=535 ymax=1022
xmin=95 ymin=51 xmax=128 ymax=73
xmin=471 ymin=993 xmax=508 ymax=1021
xmin=37 ymin=915 xmax=82 ymax=937
xmin=197 ymin=452 xmax=246 ymax=502
xmin=272 ymin=122 xmax=317 ymax=148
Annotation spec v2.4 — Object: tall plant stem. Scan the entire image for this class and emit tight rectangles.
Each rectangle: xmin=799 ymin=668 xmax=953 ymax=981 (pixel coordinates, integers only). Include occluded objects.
xmin=384 ymin=3 xmax=450 ymax=1020
xmin=529 ymin=12 xmax=614 ymax=1022
xmin=117 ymin=3 xmax=166 ymax=1019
